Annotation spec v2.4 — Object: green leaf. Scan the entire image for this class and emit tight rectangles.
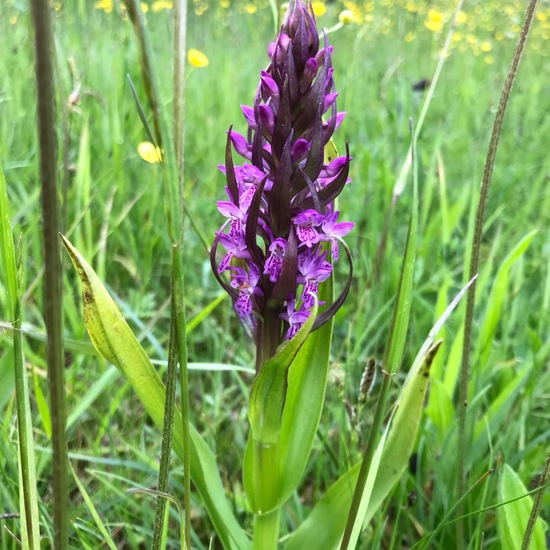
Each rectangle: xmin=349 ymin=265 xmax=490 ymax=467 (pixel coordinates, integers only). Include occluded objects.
xmin=424 ymin=377 xmax=454 ymax=438
xmin=70 ymin=464 xmax=118 ymax=550
xmin=470 ymin=364 xmax=530 ymax=465
xmin=278 ymin=277 xmax=333 ymax=503
xmin=62 ymin=236 xmax=250 ymax=550
xmin=1 ymin=159 xmax=41 ymax=550
xmin=287 ymin=341 xmax=440 ymax=550
xmin=244 ymin=301 xmax=318 ymax=513
xmin=248 ymin=301 xmax=318 ymax=444
xmin=340 ymin=120 xmax=420 ymax=550
xmin=497 ymin=463 xmax=546 ymax=550
xmin=244 ymin=280 xmax=334 ymax=514
xmin=476 ymin=230 xmax=537 ymax=372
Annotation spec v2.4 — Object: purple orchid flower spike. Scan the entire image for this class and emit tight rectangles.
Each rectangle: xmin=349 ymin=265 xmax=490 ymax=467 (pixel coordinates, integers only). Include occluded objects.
xmin=211 ymin=0 xmax=354 ymax=368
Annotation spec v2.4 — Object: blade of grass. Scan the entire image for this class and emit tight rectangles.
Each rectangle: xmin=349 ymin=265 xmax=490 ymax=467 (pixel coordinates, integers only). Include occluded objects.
xmin=70 ymin=464 xmax=118 ymax=550
xmin=30 ymin=1 xmax=68 ymax=546
xmin=340 ymin=118 xmax=418 ymax=550
xmin=0 ymin=159 xmax=40 ymax=549
xmin=457 ymin=1 xmax=540 ymax=545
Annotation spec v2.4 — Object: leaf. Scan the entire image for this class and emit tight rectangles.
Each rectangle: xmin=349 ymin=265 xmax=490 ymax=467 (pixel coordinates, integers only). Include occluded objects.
xmin=70 ymin=464 xmax=118 ymax=550
xmin=475 ymin=230 xmax=537 ymax=372
xmin=497 ymin=463 xmax=546 ymax=550
xmin=244 ymin=301 xmax=317 ymax=514
xmin=278 ymin=277 xmax=333 ymax=503
xmin=286 ymin=342 xmax=440 ymax=550
xmin=62 ymin=236 xmax=250 ymax=550
xmin=470 ymin=364 xmax=530 ymax=465
xmin=339 ymin=119 xmax=420 ymax=550
xmin=248 ymin=301 xmax=318 ymax=444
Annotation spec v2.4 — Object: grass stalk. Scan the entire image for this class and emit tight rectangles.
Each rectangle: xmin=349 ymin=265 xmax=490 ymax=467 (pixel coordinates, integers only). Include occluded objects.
xmin=456 ymin=0 xmax=540 ymax=545
xmin=30 ymin=0 xmax=68 ymax=547
xmin=152 ymin=312 xmax=179 ymax=550
xmin=521 ymin=452 xmax=550 ymax=550
xmin=171 ymin=244 xmax=192 ymax=549
xmin=172 ymin=7 xmax=192 ymax=544
xmin=0 ymin=164 xmax=41 ymax=550
xmin=126 ymin=2 xmax=191 ymax=546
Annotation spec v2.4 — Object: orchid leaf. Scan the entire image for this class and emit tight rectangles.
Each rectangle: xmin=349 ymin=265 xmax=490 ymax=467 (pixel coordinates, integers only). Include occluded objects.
xmin=62 ymin=235 xmax=250 ymax=550
xmin=278 ymin=275 xmax=333 ymax=502
xmin=248 ymin=300 xmax=318 ymax=444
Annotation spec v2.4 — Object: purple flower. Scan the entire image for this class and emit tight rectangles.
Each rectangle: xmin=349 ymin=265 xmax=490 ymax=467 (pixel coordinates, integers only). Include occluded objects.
xmin=298 ymin=248 xmax=332 ymax=309
xmin=217 ymin=231 xmax=251 ymax=273
xmin=293 ymin=210 xmax=325 ymax=248
xmin=264 ymin=238 xmax=288 ymax=283
xmin=321 ymin=211 xmax=355 ymax=261
xmin=230 ymin=264 xmax=263 ymax=318
xmin=211 ymin=0 xmax=354 ymax=352
xmin=281 ymin=296 xmax=310 ymax=339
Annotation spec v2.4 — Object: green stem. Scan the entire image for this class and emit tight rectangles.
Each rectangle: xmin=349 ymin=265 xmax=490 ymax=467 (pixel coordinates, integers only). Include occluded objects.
xmin=172 ymin=244 xmax=192 ymax=549
xmin=252 ymin=438 xmax=280 ymax=513
xmin=152 ymin=311 xmax=178 ymax=550
xmin=30 ymin=0 xmax=68 ymax=547
xmin=126 ymin=2 xmax=191 ymax=547
xmin=253 ymin=508 xmax=280 ymax=550
xmin=456 ymin=0 xmax=539 ymax=545
xmin=521 ymin=452 xmax=550 ymax=550
xmin=256 ymin=305 xmax=282 ymax=373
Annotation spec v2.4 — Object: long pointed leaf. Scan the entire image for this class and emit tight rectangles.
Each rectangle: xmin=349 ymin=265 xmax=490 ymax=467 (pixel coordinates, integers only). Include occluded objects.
xmin=62 ymin=236 xmax=250 ymax=550
xmin=286 ymin=342 xmax=439 ymax=550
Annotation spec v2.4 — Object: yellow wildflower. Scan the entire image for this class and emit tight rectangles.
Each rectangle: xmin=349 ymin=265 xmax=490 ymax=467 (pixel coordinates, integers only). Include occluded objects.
xmin=480 ymin=40 xmax=492 ymax=52
xmin=484 ymin=55 xmax=495 ymax=64
xmin=138 ymin=142 xmax=162 ymax=164
xmin=244 ymin=3 xmax=257 ymax=14
xmin=220 ymin=0 xmax=230 ymax=7
xmin=536 ymin=12 xmax=547 ymax=22
xmin=452 ymin=32 xmax=462 ymax=42
xmin=141 ymin=2 xmax=149 ymax=12
xmin=188 ymin=48 xmax=209 ymax=68
xmin=95 ymin=0 xmax=113 ymax=13
xmin=312 ymin=1 xmax=326 ymax=17
xmin=425 ymin=9 xmax=444 ymax=33
xmin=404 ymin=31 xmax=415 ymax=42
xmin=456 ymin=11 xmax=467 ymax=25
xmin=495 ymin=31 xmax=504 ymax=41
xmin=151 ymin=0 xmax=173 ymax=11
xmin=339 ymin=9 xmax=354 ymax=25
xmin=405 ymin=1 xmax=417 ymax=12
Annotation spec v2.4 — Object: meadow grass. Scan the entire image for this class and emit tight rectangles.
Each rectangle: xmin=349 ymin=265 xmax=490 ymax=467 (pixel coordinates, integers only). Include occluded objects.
xmin=1 ymin=0 xmax=550 ymax=547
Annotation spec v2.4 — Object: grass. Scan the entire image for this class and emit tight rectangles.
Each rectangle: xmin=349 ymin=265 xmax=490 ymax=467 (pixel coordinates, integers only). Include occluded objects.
xmin=1 ymin=0 xmax=550 ymax=547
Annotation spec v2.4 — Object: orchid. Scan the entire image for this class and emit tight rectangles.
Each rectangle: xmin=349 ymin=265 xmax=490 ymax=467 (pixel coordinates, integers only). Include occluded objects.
xmin=211 ymin=0 xmax=354 ymax=361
